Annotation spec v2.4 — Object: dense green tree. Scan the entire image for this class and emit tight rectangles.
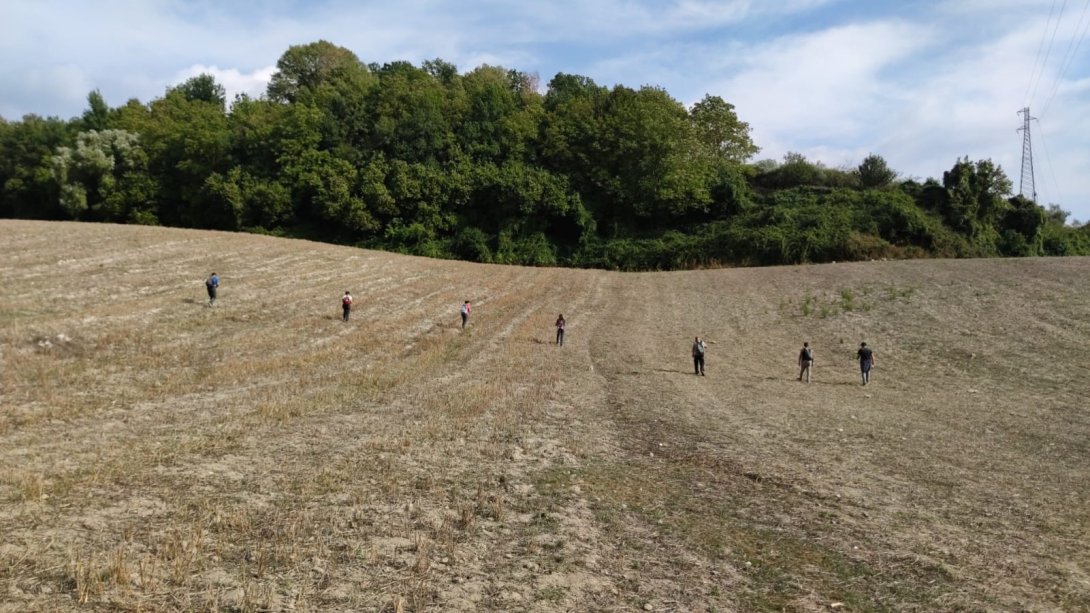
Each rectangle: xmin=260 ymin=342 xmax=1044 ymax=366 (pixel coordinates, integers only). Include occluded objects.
xmin=172 ymin=74 xmax=227 ymax=109
xmin=267 ymin=41 xmax=370 ymax=104
xmin=115 ymin=85 xmax=231 ymax=227
xmin=856 ymin=153 xmax=897 ymax=188
xmin=689 ymin=95 xmax=759 ymax=163
xmin=51 ymin=129 xmax=156 ymax=223
xmin=458 ymin=65 xmax=541 ymax=163
xmin=81 ymin=90 xmax=112 ymax=131
xmin=999 ymin=195 xmax=1046 ymax=255
xmin=0 ymin=114 xmax=72 ymax=219
xmin=364 ymin=61 xmax=456 ymax=164
xmin=940 ymin=157 xmax=1013 ymax=248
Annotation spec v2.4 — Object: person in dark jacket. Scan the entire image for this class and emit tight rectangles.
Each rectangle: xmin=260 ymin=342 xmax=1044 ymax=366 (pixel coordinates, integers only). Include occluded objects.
xmin=692 ymin=336 xmax=706 ymax=376
xmin=857 ymin=342 xmax=875 ymax=385
xmin=798 ymin=342 xmax=814 ymax=383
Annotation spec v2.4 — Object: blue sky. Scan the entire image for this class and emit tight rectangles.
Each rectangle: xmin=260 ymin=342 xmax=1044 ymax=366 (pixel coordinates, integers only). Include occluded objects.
xmin=3 ymin=0 xmax=1089 ymax=221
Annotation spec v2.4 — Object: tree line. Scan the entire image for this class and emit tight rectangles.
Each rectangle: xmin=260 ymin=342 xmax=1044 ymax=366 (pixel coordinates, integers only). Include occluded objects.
xmin=2 ymin=40 xmax=1088 ymax=269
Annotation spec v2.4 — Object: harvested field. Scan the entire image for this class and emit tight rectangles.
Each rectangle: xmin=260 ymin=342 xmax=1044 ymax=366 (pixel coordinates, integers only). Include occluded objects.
xmin=1 ymin=219 xmax=1088 ymax=611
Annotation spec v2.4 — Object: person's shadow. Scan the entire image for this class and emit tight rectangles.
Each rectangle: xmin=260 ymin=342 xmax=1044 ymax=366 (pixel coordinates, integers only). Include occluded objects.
xmin=760 ymin=375 xmax=855 ymax=386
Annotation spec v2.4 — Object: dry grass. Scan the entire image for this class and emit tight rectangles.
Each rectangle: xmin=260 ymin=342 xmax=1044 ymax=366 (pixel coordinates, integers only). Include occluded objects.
xmin=1 ymin=219 xmax=1088 ymax=611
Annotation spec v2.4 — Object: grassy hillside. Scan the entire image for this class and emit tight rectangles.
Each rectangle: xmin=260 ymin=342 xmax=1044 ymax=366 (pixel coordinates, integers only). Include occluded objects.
xmin=1 ymin=220 xmax=1087 ymax=612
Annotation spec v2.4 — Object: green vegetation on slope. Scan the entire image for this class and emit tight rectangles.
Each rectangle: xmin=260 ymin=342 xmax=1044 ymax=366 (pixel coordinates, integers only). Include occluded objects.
xmin=2 ymin=40 xmax=1088 ymax=268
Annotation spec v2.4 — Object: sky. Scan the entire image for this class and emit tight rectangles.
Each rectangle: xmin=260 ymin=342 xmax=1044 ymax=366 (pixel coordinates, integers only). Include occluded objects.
xmin=2 ymin=0 xmax=1089 ymax=221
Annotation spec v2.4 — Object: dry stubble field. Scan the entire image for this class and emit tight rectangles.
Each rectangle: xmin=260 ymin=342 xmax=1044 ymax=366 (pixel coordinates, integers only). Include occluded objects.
xmin=1 ymin=219 xmax=1088 ymax=612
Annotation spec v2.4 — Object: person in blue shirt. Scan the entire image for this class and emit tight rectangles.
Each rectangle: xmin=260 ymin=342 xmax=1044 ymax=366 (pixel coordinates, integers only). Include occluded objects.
xmin=206 ymin=272 xmax=219 ymax=307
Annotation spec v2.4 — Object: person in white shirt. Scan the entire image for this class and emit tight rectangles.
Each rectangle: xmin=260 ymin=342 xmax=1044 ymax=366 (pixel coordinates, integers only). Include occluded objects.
xmin=341 ymin=291 xmax=353 ymax=322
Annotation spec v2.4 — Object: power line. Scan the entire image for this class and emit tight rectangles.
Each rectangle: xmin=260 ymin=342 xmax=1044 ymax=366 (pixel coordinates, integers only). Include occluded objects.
xmin=1039 ymin=0 xmax=1090 ymax=119
xmin=1025 ymin=0 xmax=1060 ymax=107
xmin=1029 ymin=0 xmax=1068 ymax=107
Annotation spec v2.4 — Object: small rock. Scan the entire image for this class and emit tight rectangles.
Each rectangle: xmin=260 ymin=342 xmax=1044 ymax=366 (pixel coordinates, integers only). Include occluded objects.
xmin=644 ymin=604 xmax=654 ymax=611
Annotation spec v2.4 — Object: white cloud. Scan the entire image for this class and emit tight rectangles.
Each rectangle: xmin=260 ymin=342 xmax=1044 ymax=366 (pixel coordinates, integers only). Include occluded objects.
xmin=717 ymin=20 xmax=935 ymax=143
xmin=175 ymin=64 xmax=277 ymax=103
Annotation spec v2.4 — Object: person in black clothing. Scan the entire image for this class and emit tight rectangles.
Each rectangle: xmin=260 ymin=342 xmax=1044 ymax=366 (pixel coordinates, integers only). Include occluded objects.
xmin=857 ymin=342 xmax=875 ymax=385
xmin=555 ymin=314 xmax=566 ymax=346
xmin=798 ymin=342 xmax=814 ymax=383
xmin=692 ymin=336 xmax=706 ymax=376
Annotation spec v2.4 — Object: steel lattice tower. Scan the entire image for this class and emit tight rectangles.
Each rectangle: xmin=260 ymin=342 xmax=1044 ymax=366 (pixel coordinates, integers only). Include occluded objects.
xmin=1017 ymin=107 xmax=1037 ymax=201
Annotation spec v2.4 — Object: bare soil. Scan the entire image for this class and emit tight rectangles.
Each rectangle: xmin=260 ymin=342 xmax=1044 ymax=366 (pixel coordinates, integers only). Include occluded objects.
xmin=1 ymin=220 xmax=1088 ymax=612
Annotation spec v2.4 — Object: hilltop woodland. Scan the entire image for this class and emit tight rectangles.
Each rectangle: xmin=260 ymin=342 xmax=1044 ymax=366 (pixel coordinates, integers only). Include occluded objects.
xmin=2 ymin=41 xmax=1088 ymax=269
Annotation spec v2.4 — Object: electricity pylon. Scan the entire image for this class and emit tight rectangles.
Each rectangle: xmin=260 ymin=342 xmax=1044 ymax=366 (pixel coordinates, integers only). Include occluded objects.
xmin=1017 ymin=107 xmax=1037 ymax=201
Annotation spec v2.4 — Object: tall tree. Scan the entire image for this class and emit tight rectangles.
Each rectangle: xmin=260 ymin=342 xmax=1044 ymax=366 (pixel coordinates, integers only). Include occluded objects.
xmin=688 ymin=95 xmax=759 ymax=163
xmin=267 ymin=40 xmax=372 ymax=105
xmin=941 ymin=157 xmax=1013 ymax=242
xmin=81 ymin=90 xmax=112 ymax=131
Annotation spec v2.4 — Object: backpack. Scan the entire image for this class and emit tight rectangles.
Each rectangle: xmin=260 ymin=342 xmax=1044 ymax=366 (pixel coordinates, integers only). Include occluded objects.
xmin=695 ymin=342 xmax=705 ymax=356
xmin=206 ymin=277 xmax=214 ymax=289
xmin=342 ymin=296 xmax=352 ymax=307
xmin=801 ymin=347 xmax=812 ymax=361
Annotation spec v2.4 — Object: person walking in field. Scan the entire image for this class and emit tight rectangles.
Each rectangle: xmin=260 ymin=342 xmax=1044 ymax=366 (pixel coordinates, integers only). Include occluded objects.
xmin=460 ymin=300 xmax=471 ymax=329
xmin=341 ymin=291 xmax=353 ymax=322
xmin=205 ymin=272 xmax=219 ymax=307
xmin=798 ymin=342 xmax=814 ymax=383
xmin=692 ymin=336 xmax=706 ymax=376
xmin=555 ymin=314 xmax=566 ymax=346
xmin=857 ymin=342 xmax=875 ymax=385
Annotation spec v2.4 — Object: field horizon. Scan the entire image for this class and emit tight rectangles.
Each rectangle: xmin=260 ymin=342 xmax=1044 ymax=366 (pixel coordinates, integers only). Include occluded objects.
xmin=1 ymin=219 xmax=1088 ymax=612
